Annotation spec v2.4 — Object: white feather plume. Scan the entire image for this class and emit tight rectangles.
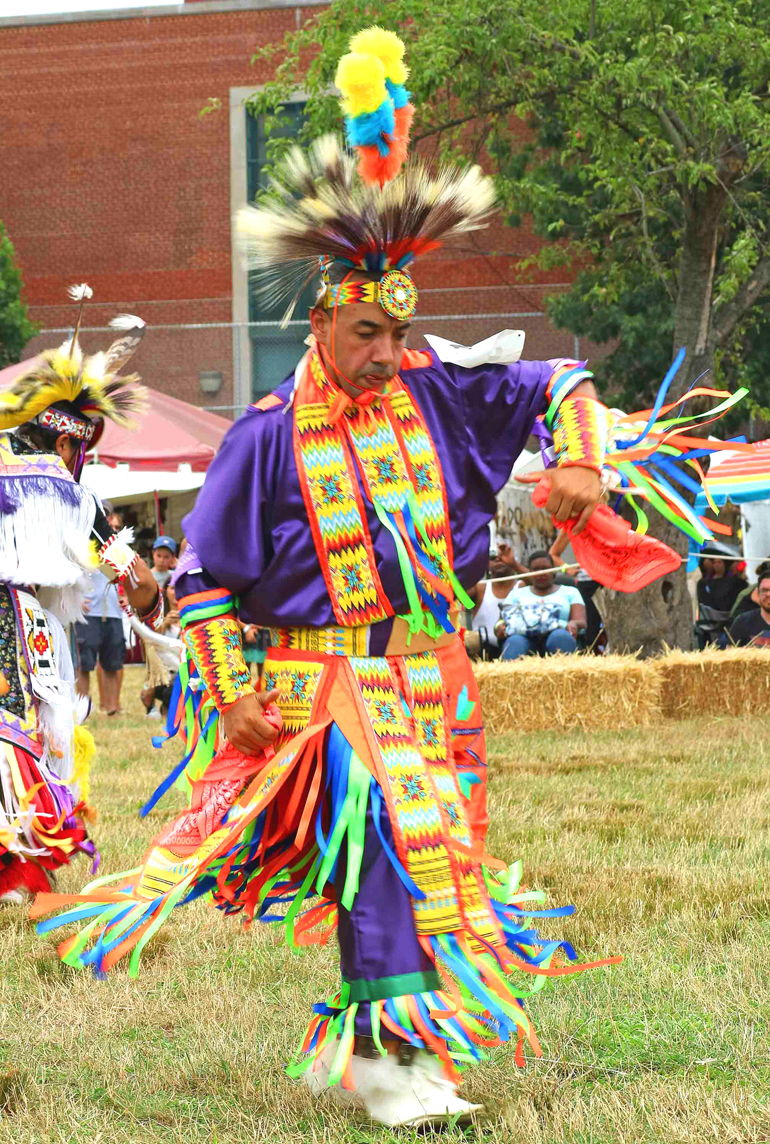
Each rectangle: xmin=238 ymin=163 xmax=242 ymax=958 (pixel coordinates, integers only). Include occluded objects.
xmin=109 ymin=314 xmax=146 ymax=332
xmin=67 ymin=283 xmax=93 ymax=302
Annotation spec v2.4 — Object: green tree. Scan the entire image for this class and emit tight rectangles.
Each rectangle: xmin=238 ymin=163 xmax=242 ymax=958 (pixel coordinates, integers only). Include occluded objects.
xmin=0 ymin=223 xmax=38 ymax=369
xmin=248 ymin=0 xmax=770 ymax=649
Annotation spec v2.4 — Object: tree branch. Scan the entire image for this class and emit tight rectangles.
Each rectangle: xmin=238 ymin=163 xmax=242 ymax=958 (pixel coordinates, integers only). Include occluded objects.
xmin=631 ymin=183 xmax=676 ymax=302
xmin=412 ymin=99 xmax=520 ymax=143
xmin=710 ymin=253 xmax=770 ymax=349
xmin=662 ymin=106 xmax=698 ymax=151
xmin=656 ymin=107 xmax=688 ymax=155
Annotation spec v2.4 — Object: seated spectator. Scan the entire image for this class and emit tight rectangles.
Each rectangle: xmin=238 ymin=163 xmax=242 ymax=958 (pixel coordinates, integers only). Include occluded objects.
xmin=464 ymin=542 xmax=525 ymax=660
xmin=494 ymin=551 xmax=586 ymax=660
xmin=730 ymin=559 xmax=770 ymax=619
xmin=695 ymin=547 xmax=746 ymax=649
xmin=151 ymin=535 xmax=178 ymax=589
xmin=728 ymin=571 xmax=770 ymax=648
xmin=241 ymin=623 xmax=270 ymax=680
xmin=549 ymin=530 xmax=604 ymax=650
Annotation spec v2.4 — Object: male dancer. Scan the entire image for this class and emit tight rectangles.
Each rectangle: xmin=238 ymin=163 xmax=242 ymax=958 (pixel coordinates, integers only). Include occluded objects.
xmin=35 ymin=31 xmax=619 ymax=1127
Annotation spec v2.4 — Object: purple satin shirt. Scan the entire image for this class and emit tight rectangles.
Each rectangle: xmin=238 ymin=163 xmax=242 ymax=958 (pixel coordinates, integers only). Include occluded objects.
xmin=179 ymin=349 xmax=577 ymax=635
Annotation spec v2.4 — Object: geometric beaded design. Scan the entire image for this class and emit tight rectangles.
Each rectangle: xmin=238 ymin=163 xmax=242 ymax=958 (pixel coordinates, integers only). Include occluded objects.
xmin=183 ymin=615 xmax=253 ymax=712
xmin=347 ymin=388 xmax=455 ymax=592
xmin=403 ymin=652 xmax=500 ymax=945
xmin=293 ymin=353 xmax=456 ymax=627
xmin=261 ymin=657 xmax=326 ymax=739
xmin=348 ymin=654 xmax=462 ymax=935
xmin=552 ymin=394 xmax=612 ymax=473
xmin=294 ymin=399 xmax=390 ymax=626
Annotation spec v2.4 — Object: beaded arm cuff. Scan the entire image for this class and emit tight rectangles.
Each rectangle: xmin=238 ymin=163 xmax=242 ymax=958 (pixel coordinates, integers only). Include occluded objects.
xmin=544 ymin=359 xmax=595 ymax=426
xmin=551 ymin=394 xmax=613 ymax=474
xmin=179 ymin=588 xmax=254 ymax=712
xmin=134 ymin=588 xmax=165 ymax=631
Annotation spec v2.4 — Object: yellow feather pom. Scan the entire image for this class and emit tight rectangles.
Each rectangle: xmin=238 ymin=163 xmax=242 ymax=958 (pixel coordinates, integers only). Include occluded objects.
xmin=349 ymin=26 xmax=409 ymax=85
xmin=72 ymin=725 xmax=96 ymax=805
xmin=335 ymin=51 xmax=387 ymax=116
xmin=49 ymin=338 xmax=83 ymax=379
xmin=0 ymin=376 xmax=81 ymax=431
xmin=87 ymin=539 xmax=101 ymax=568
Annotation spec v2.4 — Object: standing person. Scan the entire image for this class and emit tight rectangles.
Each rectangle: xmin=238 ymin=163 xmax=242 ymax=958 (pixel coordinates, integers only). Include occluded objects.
xmin=75 ymin=570 xmax=126 ymax=715
xmin=0 ymin=296 xmax=163 ymax=903
xmin=496 ymin=551 xmax=586 ymax=659
xmin=150 ymin=536 xmax=177 ymax=589
xmin=140 ymin=583 xmax=183 ymax=718
xmin=35 ymin=32 xmax=620 ymax=1127
xmin=103 ymin=502 xmax=124 ymax=532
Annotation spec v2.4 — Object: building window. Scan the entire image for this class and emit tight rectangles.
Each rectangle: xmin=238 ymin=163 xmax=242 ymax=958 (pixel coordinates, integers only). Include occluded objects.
xmin=246 ymin=102 xmax=314 ymax=400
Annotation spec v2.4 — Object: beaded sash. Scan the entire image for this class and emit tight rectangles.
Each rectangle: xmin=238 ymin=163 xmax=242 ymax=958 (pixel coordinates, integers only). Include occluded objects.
xmin=292 ymin=353 xmax=458 ymax=631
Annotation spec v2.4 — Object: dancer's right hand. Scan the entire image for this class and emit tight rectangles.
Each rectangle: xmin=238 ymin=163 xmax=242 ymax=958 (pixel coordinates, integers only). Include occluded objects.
xmin=222 ymin=690 xmax=281 ymax=754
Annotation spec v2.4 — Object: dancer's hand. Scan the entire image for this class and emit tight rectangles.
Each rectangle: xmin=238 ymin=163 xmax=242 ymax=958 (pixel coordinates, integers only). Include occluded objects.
xmin=222 ymin=690 xmax=281 ymax=754
xmin=517 ymin=467 xmax=601 ymax=535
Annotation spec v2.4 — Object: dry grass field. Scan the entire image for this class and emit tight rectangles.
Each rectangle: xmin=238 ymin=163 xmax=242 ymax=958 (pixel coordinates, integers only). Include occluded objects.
xmin=1 ymin=665 xmax=769 ymax=1144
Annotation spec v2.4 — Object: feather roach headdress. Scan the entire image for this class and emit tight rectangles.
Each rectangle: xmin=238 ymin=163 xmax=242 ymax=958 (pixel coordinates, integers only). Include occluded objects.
xmin=0 ymin=288 xmax=147 ymax=447
xmin=236 ymin=27 xmax=496 ymax=325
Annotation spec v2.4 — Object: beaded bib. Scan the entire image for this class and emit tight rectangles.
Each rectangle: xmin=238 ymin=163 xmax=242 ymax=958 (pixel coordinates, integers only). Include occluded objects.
xmin=292 ymin=353 xmax=461 ymax=633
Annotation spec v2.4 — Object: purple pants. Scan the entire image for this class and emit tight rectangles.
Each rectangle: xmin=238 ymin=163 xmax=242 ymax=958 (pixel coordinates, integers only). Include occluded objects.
xmin=335 ymin=797 xmax=440 ymax=1035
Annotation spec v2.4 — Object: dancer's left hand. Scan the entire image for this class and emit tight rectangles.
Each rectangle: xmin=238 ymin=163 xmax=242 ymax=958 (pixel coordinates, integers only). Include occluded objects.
xmin=517 ymin=467 xmax=601 ymax=535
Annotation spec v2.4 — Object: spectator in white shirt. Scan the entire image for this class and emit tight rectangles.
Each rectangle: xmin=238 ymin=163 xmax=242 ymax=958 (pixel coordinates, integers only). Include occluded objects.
xmin=495 ymin=551 xmax=586 ymax=660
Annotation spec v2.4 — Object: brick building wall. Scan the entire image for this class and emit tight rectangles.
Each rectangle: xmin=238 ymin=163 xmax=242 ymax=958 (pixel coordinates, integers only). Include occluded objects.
xmin=0 ymin=0 xmax=604 ymax=418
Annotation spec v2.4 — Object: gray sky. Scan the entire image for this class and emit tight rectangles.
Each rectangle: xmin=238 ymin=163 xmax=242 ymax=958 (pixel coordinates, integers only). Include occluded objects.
xmin=0 ymin=0 xmax=170 ymax=16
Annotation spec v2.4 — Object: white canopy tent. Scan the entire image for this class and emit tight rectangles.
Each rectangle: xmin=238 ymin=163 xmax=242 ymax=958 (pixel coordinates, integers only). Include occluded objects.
xmin=80 ymin=463 xmax=205 ymax=505
xmin=80 ymin=463 xmax=205 ymax=538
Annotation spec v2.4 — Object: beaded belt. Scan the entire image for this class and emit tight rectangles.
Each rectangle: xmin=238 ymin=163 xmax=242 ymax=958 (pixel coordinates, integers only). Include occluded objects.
xmin=268 ymin=618 xmax=458 ymax=659
xmin=268 ymin=625 xmax=371 ymax=657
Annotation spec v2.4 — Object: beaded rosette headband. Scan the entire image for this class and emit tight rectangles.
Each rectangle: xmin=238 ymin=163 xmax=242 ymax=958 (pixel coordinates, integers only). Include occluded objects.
xmin=236 ymin=27 xmax=496 ymax=326
xmin=322 ymin=268 xmax=419 ymax=321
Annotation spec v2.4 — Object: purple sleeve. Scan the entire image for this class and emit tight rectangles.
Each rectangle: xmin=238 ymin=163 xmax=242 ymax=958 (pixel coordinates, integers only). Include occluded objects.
xmin=445 ymin=358 xmax=561 ymax=495
xmin=180 ymin=410 xmax=277 ymax=598
xmin=170 ymin=541 xmax=220 ymax=602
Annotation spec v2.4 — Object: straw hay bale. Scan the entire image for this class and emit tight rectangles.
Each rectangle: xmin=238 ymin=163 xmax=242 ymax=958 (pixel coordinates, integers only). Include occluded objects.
xmin=657 ymin=646 xmax=770 ymax=719
xmin=473 ymin=654 xmax=662 ymax=734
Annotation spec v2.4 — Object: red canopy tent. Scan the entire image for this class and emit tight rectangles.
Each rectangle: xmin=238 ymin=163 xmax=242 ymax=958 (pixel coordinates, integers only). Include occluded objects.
xmin=0 ymin=356 xmax=231 ymax=471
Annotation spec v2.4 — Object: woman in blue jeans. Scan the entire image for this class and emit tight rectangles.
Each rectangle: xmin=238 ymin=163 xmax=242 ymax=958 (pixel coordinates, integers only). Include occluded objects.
xmin=495 ymin=551 xmax=587 ymax=660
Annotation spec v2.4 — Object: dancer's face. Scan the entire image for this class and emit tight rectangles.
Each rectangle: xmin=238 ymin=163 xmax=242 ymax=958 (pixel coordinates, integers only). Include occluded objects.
xmin=54 ymin=433 xmax=79 ymax=474
xmin=310 ymin=291 xmax=411 ymax=399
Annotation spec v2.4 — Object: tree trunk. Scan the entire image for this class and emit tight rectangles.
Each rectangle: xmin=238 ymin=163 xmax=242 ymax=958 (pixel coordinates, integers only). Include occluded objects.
xmin=596 ymin=521 xmax=693 ymax=656
xmin=605 ymin=185 xmax=725 ymax=653
xmin=671 ymin=184 xmax=727 ymax=392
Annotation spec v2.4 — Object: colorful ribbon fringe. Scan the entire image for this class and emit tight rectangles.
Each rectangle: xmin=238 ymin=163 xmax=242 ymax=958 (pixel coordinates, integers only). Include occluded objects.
xmin=606 ymin=349 xmax=750 ymax=544
xmin=32 ymin=641 xmax=619 ymax=1079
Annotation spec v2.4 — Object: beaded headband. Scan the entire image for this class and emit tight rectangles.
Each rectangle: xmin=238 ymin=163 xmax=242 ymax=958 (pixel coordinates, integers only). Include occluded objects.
xmin=37 ymin=405 xmax=98 ymax=442
xmin=322 ymin=268 xmax=418 ymax=321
